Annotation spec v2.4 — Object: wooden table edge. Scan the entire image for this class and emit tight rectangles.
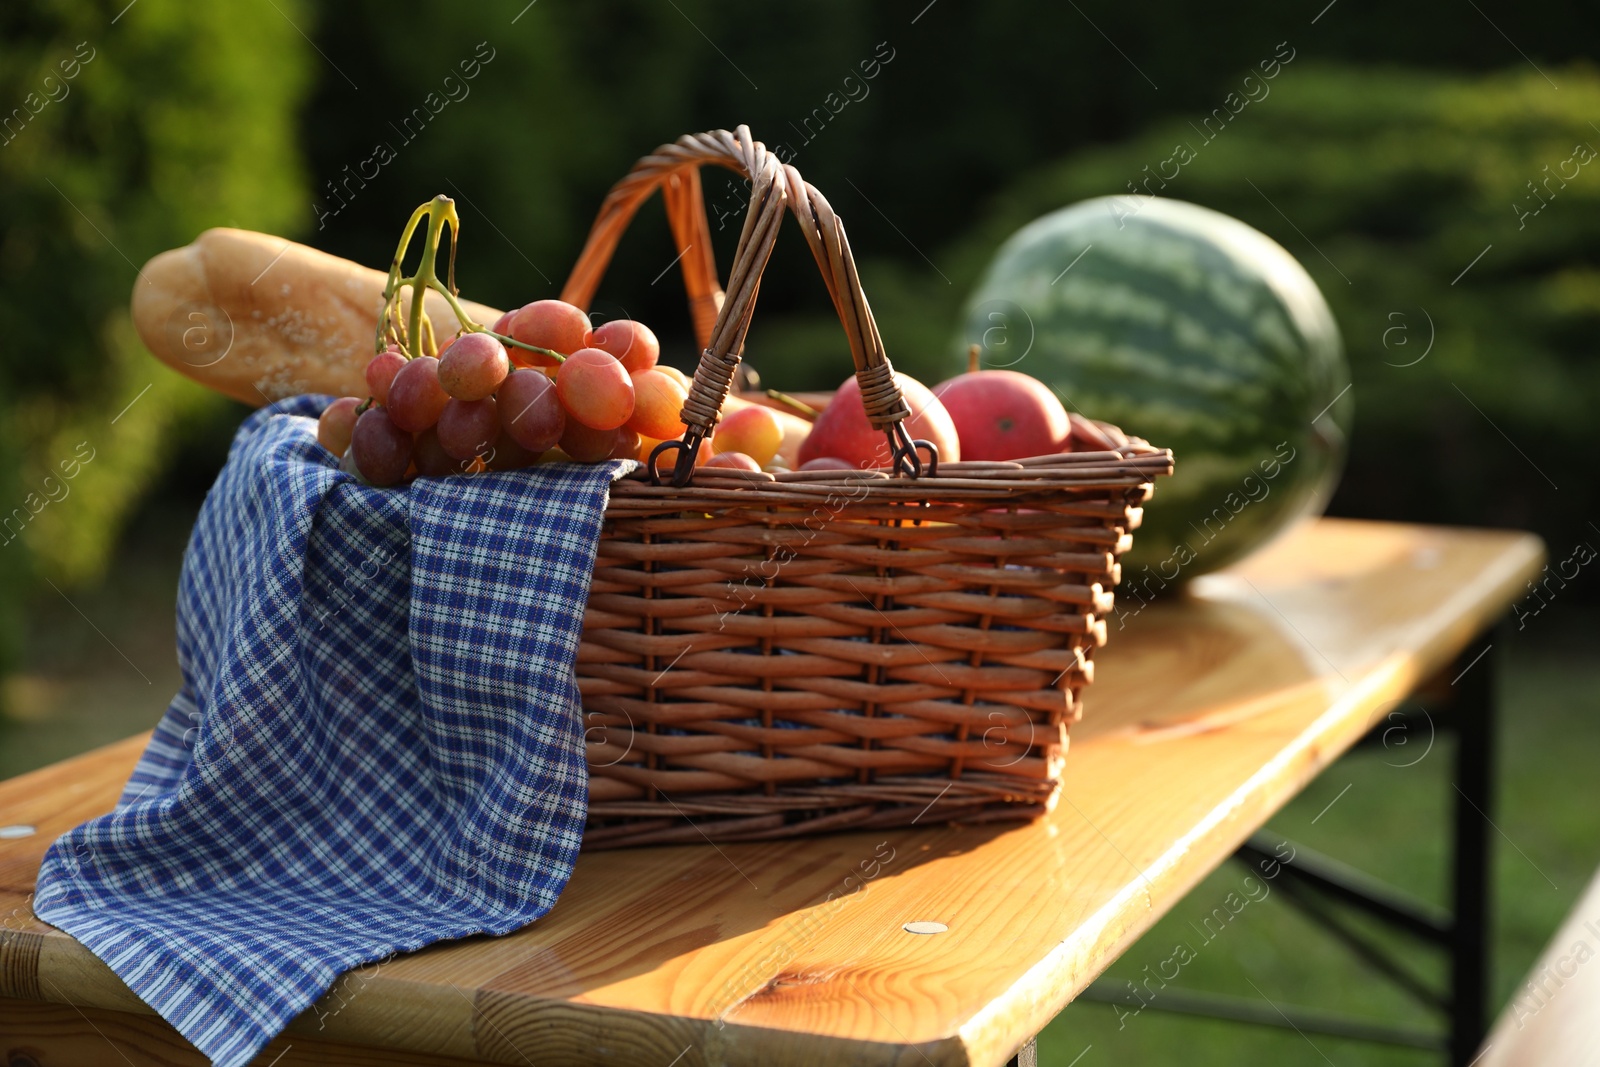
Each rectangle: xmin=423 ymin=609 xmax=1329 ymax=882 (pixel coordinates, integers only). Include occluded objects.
xmin=954 ymin=528 xmax=1545 ymax=1066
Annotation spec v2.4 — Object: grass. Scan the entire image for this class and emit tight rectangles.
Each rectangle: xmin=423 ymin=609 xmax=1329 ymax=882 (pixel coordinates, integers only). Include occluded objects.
xmin=3 ymin=513 xmax=1596 ymax=1067
xmin=0 ymin=506 xmax=190 ymax=779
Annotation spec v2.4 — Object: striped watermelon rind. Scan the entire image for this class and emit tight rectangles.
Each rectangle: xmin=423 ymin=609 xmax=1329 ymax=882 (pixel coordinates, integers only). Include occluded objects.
xmin=962 ymin=196 xmax=1351 ymax=581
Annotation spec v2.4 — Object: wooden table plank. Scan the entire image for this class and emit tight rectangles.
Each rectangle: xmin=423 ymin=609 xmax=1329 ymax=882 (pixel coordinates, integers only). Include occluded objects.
xmin=0 ymin=518 xmax=1544 ymax=1066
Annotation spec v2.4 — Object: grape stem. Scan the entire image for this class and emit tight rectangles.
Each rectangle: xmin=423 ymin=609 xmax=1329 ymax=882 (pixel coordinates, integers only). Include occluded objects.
xmin=377 ymin=198 xmax=452 ymax=359
xmin=763 ymin=389 xmax=820 ymax=421
xmin=378 ymin=195 xmax=565 ymax=364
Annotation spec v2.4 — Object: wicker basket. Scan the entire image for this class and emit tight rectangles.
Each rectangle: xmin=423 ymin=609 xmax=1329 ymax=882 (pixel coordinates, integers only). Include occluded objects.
xmin=559 ymin=128 xmax=1172 ymax=848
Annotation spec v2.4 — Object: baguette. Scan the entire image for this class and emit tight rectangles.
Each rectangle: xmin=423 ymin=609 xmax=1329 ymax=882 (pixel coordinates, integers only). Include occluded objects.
xmin=131 ymin=228 xmax=502 ymax=406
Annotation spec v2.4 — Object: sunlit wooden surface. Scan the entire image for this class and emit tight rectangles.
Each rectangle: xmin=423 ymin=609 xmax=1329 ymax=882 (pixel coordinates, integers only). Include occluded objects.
xmin=0 ymin=518 xmax=1545 ymax=1066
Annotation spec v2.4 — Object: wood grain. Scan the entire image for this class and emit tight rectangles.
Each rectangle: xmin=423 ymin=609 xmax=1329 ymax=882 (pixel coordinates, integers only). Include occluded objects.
xmin=0 ymin=519 xmax=1544 ymax=1066
xmin=0 ymin=996 xmax=498 ymax=1066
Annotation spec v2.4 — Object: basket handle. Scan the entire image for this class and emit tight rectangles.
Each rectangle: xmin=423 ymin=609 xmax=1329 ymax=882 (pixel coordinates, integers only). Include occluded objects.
xmin=560 ymin=126 xmax=929 ymax=485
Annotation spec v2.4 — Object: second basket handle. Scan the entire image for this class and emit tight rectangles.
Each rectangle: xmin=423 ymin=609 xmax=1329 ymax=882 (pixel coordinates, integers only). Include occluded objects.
xmin=561 ymin=126 xmax=926 ymax=484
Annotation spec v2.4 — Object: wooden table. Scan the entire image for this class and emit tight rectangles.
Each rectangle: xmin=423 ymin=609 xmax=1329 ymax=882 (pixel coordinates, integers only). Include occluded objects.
xmin=0 ymin=518 xmax=1544 ymax=1066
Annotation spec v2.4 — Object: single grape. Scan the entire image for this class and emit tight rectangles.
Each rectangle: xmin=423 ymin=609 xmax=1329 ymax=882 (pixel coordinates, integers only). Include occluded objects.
xmin=438 ymin=332 xmax=510 ymax=401
xmin=350 ymin=407 xmax=413 ymax=486
xmin=437 ymin=396 xmax=502 ymax=460
xmin=654 ymin=365 xmax=692 ymax=390
xmin=712 ymin=405 xmax=784 ymax=468
xmin=387 ymin=356 xmax=449 ymax=432
xmin=487 ymin=434 xmax=541 ymax=470
xmin=589 ymin=319 xmax=660 ymax=373
xmin=497 ymin=368 xmax=566 ymax=452
xmin=609 ymin=428 xmax=642 ymax=461
xmin=412 ymin=427 xmax=463 ymax=478
xmin=625 ymin=368 xmax=688 ymax=440
xmin=704 ymin=451 xmax=762 ymax=472
xmin=559 ymin=420 xmax=623 ymax=463
xmin=317 ymin=396 xmax=362 ymax=456
xmin=365 ymin=348 xmax=406 ymax=405
xmin=556 ymin=348 xmax=635 ymax=430
xmin=489 ymin=308 xmax=517 ymax=334
xmin=507 ymin=299 xmax=591 ymax=366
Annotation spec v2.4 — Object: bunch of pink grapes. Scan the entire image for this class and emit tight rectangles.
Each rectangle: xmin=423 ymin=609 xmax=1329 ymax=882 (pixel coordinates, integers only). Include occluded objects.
xmin=317 ymin=300 xmax=692 ymax=485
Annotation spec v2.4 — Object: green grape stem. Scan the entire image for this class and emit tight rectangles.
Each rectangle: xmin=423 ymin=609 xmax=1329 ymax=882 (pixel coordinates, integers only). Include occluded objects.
xmin=377 ymin=195 xmax=567 ymax=365
xmin=377 ymin=200 xmax=435 ymax=358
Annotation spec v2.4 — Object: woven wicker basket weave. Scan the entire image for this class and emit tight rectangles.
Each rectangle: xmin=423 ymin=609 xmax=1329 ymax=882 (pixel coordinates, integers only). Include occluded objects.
xmin=559 ymin=127 xmax=1172 ymax=849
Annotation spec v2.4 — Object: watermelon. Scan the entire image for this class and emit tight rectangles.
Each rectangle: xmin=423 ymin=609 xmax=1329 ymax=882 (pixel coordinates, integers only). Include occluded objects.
xmin=961 ymin=196 xmax=1350 ymax=583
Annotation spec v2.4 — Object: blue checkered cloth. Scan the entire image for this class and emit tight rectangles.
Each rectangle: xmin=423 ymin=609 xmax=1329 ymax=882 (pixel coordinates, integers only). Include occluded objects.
xmin=33 ymin=396 xmax=629 ymax=1067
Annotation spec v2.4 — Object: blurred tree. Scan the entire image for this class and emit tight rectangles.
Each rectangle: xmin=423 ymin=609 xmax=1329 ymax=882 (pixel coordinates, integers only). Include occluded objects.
xmin=295 ymin=0 xmax=1593 ymax=360
xmin=855 ymin=64 xmax=1600 ymax=562
xmin=299 ymin=0 xmax=880 ymax=355
xmin=0 ymin=0 xmax=311 ymax=674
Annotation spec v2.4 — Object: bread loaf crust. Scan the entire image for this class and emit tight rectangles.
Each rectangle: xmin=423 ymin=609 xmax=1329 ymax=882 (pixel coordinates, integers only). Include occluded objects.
xmin=131 ymin=228 xmax=502 ymax=406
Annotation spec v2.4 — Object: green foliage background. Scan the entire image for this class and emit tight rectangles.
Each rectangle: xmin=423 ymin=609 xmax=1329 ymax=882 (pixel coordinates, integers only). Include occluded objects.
xmin=0 ymin=0 xmax=311 ymax=670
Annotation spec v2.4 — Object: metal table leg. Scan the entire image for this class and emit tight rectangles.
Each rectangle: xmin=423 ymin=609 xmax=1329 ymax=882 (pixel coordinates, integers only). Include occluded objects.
xmin=1448 ymin=630 xmax=1497 ymax=1064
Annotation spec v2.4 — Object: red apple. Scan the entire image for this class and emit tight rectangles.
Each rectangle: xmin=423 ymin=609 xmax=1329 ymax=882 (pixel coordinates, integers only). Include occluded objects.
xmin=797 ymin=372 xmax=961 ymax=470
xmin=933 ymin=368 xmax=1068 ymax=461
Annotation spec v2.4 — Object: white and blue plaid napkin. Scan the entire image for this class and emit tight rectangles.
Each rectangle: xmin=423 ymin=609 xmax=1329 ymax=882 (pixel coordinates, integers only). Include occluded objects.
xmin=34 ymin=396 xmax=629 ymax=1067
